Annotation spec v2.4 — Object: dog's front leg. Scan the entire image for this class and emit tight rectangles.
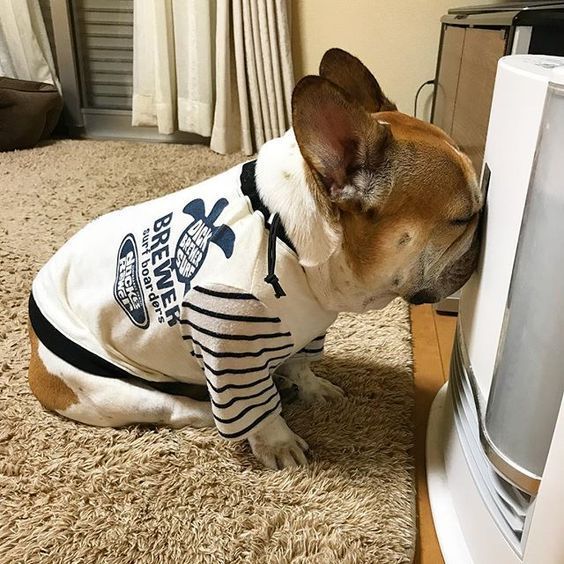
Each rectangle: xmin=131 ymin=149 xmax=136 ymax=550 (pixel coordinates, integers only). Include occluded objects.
xmin=276 ymin=358 xmax=345 ymax=404
xmin=247 ymin=414 xmax=309 ymax=469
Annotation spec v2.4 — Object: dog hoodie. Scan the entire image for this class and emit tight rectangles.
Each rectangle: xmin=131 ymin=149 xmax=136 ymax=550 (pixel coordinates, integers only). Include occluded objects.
xmin=30 ymin=161 xmax=337 ymax=440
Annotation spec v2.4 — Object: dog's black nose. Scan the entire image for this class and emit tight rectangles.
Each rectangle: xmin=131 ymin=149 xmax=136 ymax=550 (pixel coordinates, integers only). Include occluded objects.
xmin=408 ymin=290 xmax=438 ymax=305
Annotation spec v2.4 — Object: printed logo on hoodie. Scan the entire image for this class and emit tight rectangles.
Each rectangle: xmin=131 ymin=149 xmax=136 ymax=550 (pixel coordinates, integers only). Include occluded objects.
xmin=114 ymin=234 xmax=149 ymax=329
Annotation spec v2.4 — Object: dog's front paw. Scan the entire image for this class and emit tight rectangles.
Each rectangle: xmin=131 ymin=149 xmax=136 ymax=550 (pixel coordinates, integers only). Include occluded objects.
xmin=298 ymin=374 xmax=345 ymax=404
xmin=247 ymin=415 xmax=308 ymax=470
xmin=276 ymin=360 xmax=345 ymax=405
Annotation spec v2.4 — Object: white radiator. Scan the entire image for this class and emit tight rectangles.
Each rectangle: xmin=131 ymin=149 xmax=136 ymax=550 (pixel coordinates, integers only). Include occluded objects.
xmin=427 ymin=55 xmax=564 ymax=564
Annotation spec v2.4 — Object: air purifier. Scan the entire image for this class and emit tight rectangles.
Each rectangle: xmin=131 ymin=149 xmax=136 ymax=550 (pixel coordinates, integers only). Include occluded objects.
xmin=426 ymin=55 xmax=564 ymax=563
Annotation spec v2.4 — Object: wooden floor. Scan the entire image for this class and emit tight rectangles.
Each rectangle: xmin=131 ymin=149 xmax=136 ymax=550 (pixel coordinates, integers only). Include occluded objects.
xmin=411 ymin=305 xmax=458 ymax=564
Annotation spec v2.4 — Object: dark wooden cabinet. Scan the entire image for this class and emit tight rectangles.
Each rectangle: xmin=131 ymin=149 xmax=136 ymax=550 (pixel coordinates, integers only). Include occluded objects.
xmin=434 ymin=26 xmax=506 ymax=175
xmin=433 ymin=26 xmax=466 ymax=137
xmin=452 ymin=28 xmax=506 ymax=174
xmin=432 ymin=6 xmax=564 ymax=178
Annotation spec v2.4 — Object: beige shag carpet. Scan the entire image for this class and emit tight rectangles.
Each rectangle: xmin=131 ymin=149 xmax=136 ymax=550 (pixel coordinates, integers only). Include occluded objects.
xmin=0 ymin=140 xmax=415 ymax=563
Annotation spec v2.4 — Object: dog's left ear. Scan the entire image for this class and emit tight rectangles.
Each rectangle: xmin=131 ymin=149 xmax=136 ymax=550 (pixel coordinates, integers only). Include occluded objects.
xmin=292 ymin=75 xmax=391 ymax=214
xmin=319 ymin=48 xmax=397 ymax=113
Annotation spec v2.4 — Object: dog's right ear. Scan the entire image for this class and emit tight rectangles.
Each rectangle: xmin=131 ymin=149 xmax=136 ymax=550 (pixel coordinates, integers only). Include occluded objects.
xmin=319 ymin=48 xmax=396 ymax=113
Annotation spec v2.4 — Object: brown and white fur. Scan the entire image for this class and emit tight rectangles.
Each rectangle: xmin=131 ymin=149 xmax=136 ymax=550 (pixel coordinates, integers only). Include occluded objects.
xmin=28 ymin=49 xmax=481 ymax=469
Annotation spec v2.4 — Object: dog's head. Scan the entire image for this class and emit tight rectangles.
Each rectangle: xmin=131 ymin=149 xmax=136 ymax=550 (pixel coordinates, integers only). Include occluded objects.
xmin=292 ymin=48 xmax=482 ymax=306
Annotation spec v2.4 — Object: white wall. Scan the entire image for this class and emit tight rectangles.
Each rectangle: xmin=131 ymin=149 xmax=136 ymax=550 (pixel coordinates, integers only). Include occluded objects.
xmin=291 ymin=0 xmax=485 ymax=121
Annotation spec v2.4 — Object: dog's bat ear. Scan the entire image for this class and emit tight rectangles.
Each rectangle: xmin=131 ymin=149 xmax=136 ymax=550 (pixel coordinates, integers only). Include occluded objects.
xmin=319 ymin=48 xmax=396 ymax=113
xmin=292 ymin=75 xmax=391 ymax=212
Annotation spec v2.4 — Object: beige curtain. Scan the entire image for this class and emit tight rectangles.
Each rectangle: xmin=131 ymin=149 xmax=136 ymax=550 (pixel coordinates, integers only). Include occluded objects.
xmin=211 ymin=0 xmax=294 ymax=155
xmin=0 ymin=0 xmax=59 ymax=90
xmin=132 ymin=0 xmax=214 ymax=136
xmin=133 ymin=0 xmax=293 ymax=155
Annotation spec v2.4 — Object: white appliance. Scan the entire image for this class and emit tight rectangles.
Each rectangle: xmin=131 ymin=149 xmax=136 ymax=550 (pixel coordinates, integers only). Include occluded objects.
xmin=427 ymin=55 xmax=564 ymax=564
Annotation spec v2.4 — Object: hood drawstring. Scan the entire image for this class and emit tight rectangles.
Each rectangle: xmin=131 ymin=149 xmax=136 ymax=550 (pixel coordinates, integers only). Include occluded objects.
xmin=264 ymin=213 xmax=286 ymax=299
xmin=239 ymin=161 xmax=292 ymax=299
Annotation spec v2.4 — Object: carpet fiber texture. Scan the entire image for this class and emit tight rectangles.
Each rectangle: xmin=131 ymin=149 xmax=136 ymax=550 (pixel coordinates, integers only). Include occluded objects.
xmin=0 ymin=140 xmax=415 ymax=563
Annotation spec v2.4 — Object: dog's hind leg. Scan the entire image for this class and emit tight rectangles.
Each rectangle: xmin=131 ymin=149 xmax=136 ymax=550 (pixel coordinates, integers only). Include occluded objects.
xmin=28 ymin=327 xmax=214 ymax=429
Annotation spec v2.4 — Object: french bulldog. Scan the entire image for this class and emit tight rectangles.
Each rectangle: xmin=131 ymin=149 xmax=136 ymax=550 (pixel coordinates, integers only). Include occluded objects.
xmin=28 ymin=49 xmax=481 ymax=469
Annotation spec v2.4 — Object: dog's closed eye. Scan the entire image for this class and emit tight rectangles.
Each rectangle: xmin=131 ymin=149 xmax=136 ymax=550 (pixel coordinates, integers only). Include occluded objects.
xmin=450 ymin=214 xmax=476 ymax=226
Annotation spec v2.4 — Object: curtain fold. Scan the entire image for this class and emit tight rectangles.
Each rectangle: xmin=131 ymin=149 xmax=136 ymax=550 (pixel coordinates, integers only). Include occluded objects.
xmin=132 ymin=0 xmax=213 ymax=137
xmin=210 ymin=0 xmax=242 ymax=154
xmin=0 ymin=0 xmax=59 ymax=91
xmin=174 ymin=0 xmax=214 ymax=136
xmin=213 ymin=0 xmax=293 ymax=155
xmin=133 ymin=0 xmax=293 ymax=155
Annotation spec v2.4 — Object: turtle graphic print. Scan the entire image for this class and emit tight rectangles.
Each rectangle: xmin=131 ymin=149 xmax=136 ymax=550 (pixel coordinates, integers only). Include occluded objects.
xmin=113 ymin=197 xmax=236 ymax=329
xmin=174 ymin=198 xmax=236 ymax=291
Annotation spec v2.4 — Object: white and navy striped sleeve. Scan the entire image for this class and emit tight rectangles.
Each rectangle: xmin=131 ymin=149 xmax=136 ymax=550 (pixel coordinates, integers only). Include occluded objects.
xmin=291 ymin=334 xmax=326 ymax=361
xmin=180 ymin=284 xmax=294 ymax=441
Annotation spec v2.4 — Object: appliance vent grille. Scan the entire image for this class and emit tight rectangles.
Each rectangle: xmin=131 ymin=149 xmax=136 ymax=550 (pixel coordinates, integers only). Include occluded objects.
xmin=450 ymin=329 xmax=531 ymax=554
